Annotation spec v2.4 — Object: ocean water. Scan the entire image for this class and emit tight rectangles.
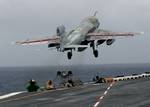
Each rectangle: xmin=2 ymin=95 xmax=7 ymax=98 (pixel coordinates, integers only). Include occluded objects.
xmin=0 ymin=63 xmax=150 ymax=95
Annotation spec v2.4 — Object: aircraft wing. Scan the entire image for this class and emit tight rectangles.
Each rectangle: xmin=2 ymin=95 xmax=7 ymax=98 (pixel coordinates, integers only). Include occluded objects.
xmin=86 ymin=30 xmax=143 ymax=40
xmin=16 ymin=36 xmax=60 ymax=45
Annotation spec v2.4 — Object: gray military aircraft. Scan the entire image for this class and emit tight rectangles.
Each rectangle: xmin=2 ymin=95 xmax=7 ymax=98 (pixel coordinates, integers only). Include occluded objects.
xmin=16 ymin=12 xmax=142 ymax=59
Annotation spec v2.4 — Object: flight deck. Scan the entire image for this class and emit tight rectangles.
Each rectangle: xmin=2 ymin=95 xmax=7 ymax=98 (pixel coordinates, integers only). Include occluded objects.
xmin=0 ymin=77 xmax=150 ymax=107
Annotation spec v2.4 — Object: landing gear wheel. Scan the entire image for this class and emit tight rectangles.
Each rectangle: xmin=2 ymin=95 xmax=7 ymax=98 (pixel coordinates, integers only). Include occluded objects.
xmin=67 ymin=52 xmax=72 ymax=60
xmin=90 ymin=42 xmax=94 ymax=47
xmin=93 ymin=50 xmax=98 ymax=58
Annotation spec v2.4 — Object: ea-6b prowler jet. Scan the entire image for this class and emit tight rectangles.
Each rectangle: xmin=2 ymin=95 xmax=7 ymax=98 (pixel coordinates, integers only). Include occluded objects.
xmin=16 ymin=13 xmax=142 ymax=59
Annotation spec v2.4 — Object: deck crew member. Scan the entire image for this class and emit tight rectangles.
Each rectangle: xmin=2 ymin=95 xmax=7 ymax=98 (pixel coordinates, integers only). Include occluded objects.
xmin=45 ymin=80 xmax=55 ymax=90
xmin=26 ymin=79 xmax=40 ymax=92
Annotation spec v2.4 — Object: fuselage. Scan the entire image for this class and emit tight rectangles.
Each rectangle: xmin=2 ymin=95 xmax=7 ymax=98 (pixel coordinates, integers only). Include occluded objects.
xmin=62 ymin=16 xmax=100 ymax=48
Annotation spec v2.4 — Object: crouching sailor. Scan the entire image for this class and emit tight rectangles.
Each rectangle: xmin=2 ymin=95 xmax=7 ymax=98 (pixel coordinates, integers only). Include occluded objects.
xmin=26 ymin=79 xmax=40 ymax=92
xmin=45 ymin=80 xmax=55 ymax=90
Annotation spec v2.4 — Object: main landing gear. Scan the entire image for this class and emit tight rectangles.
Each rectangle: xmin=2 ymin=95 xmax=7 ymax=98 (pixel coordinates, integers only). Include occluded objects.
xmin=66 ymin=41 xmax=99 ymax=59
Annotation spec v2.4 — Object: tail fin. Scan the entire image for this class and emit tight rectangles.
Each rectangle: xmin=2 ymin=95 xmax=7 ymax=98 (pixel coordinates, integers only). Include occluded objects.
xmin=93 ymin=11 xmax=98 ymax=16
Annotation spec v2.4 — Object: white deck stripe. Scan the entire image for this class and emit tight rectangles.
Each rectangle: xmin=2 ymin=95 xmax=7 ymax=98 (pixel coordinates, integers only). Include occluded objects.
xmin=92 ymin=82 xmax=115 ymax=107
xmin=94 ymin=102 xmax=100 ymax=107
xmin=100 ymin=96 xmax=104 ymax=100
xmin=104 ymin=91 xmax=108 ymax=95
xmin=107 ymin=87 xmax=110 ymax=90
xmin=0 ymin=92 xmax=25 ymax=100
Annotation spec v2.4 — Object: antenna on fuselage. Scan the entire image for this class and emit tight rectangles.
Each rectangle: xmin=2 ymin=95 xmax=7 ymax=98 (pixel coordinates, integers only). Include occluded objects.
xmin=94 ymin=11 xmax=98 ymax=16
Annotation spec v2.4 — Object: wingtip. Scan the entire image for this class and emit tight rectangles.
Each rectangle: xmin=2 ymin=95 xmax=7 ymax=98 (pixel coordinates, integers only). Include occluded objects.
xmin=15 ymin=41 xmax=20 ymax=44
xmin=15 ymin=41 xmax=23 ymax=45
xmin=140 ymin=32 xmax=144 ymax=35
xmin=134 ymin=32 xmax=144 ymax=35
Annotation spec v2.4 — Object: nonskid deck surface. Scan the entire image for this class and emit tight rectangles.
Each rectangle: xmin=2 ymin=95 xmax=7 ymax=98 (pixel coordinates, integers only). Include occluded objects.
xmin=0 ymin=78 xmax=150 ymax=107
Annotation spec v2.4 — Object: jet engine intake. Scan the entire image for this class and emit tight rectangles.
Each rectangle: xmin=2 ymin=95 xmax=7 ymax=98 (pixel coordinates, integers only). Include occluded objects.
xmin=97 ymin=40 xmax=105 ymax=46
xmin=48 ymin=43 xmax=60 ymax=48
xmin=106 ymin=39 xmax=115 ymax=45
xmin=77 ymin=40 xmax=89 ymax=52
xmin=78 ymin=47 xmax=87 ymax=52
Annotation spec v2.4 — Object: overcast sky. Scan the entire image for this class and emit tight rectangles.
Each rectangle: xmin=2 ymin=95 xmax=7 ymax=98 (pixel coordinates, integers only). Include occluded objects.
xmin=0 ymin=0 xmax=149 ymax=66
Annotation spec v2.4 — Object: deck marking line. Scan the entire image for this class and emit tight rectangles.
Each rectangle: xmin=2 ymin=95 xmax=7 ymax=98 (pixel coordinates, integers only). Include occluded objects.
xmin=100 ymin=96 xmax=104 ymax=100
xmin=0 ymin=92 xmax=25 ymax=100
xmin=0 ymin=86 xmax=73 ymax=104
xmin=92 ymin=82 xmax=115 ymax=107
xmin=107 ymin=87 xmax=110 ymax=90
xmin=104 ymin=91 xmax=107 ymax=95
xmin=94 ymin=102 xmax=100 ymax=107
xmin=0 ymin=90 xmax=54 ymax=104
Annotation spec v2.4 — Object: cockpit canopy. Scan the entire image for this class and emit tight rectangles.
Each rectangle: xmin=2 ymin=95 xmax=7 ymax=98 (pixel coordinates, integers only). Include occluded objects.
xmin=82 ymin=16 xmax=100 ymax=28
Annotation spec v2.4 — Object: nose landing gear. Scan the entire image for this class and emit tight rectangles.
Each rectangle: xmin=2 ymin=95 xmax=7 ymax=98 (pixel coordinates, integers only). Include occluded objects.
xmin=67 ymin=51 xmax=72 ymax=60
xmin=93 ymin=49 xmax=98 ymax=58
xmin=91 ymin=41 xmax=99 ymax=58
